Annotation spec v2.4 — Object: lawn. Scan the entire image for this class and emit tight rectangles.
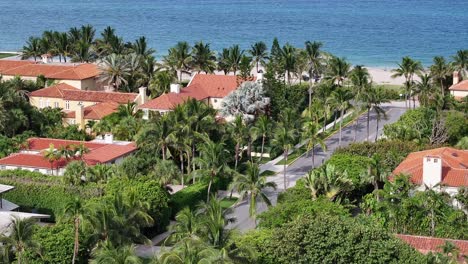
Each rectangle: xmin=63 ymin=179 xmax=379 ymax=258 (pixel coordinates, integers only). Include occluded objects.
xmin=260 ymin=170 xmax=277 ymax=177
xmin=220 ymin=197 xmax=237 ymax=209
xmin=0 ymin=53 xmax=16 ymax=59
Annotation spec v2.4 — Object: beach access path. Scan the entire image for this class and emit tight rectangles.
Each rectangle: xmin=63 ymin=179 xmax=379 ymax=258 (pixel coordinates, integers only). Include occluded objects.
xmin=228 ymin=100 xmax=411 ymax=231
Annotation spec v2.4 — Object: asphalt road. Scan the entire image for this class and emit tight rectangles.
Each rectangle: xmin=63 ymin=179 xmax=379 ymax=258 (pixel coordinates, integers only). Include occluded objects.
xmin=229 ymin=101 xmax=409 ymax=231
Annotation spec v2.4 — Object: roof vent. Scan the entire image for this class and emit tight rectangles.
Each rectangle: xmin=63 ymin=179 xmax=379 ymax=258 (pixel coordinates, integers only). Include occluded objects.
xmin=451 ymin=152 xmax=458 ymax=157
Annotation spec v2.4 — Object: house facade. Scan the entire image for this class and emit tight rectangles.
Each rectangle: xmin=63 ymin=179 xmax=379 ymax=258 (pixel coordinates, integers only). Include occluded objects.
xmin=392 ymin=147 xmax=468 ymax=196
xmin=0 ymin=60 xmax=101 ymax=90
xmin=449 ymin=71 xmax=468 ymax=99
xmin=0 ymin=137 xmax=137 ymax=176
xmin=139 ymin=74 xmax=256 ymax=118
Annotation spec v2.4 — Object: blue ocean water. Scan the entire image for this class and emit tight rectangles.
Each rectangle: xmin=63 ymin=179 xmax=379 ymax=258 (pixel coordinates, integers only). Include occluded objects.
xmin=0 ymin=0 xmax=467 ymax=67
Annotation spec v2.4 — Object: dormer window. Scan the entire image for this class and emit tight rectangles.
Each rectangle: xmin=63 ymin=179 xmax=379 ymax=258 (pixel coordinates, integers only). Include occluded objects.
xmin=65 ymin=101 xmax=70 ymax=110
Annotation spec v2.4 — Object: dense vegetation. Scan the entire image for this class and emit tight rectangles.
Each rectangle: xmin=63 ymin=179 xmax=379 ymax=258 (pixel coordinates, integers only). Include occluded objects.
xmin=0 ymin=24 xmax=466 ymax=263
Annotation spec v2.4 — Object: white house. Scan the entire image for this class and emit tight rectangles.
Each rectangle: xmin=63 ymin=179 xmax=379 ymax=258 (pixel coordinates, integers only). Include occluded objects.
xmin=449 ymin=71 xmax=468 ymax=99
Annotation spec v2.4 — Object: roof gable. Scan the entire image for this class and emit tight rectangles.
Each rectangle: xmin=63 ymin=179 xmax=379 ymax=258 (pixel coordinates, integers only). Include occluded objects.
xmin=30 ymin=83 xmax=79 ymax=98
xmin=449 ymin=80 xmax=468 ymax=91
xmin=66 ymin=101 xmax=120 ymax=120
xmin=0 ymin=61 xmax=100 ymax=80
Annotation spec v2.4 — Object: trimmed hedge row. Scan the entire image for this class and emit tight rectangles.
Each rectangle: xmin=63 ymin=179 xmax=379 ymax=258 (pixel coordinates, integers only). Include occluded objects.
xmin=170 ymin=182 xmax=210 ymax=217
xmin=0 ymin=170 xmax=99 ymax=220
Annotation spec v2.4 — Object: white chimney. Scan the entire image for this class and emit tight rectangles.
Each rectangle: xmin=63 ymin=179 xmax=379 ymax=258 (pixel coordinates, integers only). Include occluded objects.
xmin=453 ymin=71 xmax=460 ymax=85
xmin=170 ymin=84 xmax=181 ymax=94
xmin=422 ymin=155 xmax=442 ymax=188
xmin=257 ymin=72 xmax=264 ymax=83
xmin=104 ymin=133 xmax=114 ymax=144
xmin=41 ymin=54 xmax=51 ymax=64
xmin=75 ymin=104 xmax=85 ymax=130
xmin=138 ymin=87 xmax=147 ymax=105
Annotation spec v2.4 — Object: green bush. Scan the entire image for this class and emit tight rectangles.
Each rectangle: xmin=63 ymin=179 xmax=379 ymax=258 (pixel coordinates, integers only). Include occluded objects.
xmin=0 ymin=170 xmax=99 ymax=220
xmin=383 ymin=107 xmax=435 ymax=143
xmin=325 ymin=153 xmax=371 ymax=187
xmin=105 ymin=178 xmax=171 ymax=233
xmin=443 ymin=110 xmax=468 ymax=144
xmin=170 ymin=182 xmax=210 ymax=217
xmin=257 ymin=214 xmax=426 ymax=264
xmin=258 ymin=198 xmax=350 ymax=229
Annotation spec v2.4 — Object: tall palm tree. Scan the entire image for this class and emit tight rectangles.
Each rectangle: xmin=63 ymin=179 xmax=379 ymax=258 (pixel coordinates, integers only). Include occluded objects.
xmin=280 ymin=43 xmax=298 ymax=84
xmin=305 ymin=41 xmax=324 ymax=104
xmin=21 ymin=37 xmax=42 ymax=61
xmin=56 ymin=32 xmax=71 ymax=62
xmin=194 ymin=139 xmax=230 ymax=202
xmin=99 ymin=54 xmax=131 ymax=90
xmin=227 ymin=44 xmax=244 ymax=75
xmin=250 ymin=115 xmax=271 ymax=161
xmin=430 ymin=56 xmax=452 ymax=96
xmin=229 ymin=162 xmax=277 ymax=222
xmin=191 ymin=41 xmax=216 ymax=73
xmin=272 ymin=126 xmax=295 ymax=189
xmin=326 ymin=56 xmax=351 ymax=87
xmin=136 ymin=117 xmax=172 ymax=160
xmin=149 ymin=70 xmax=176 ymax=97
xmin=0 ymin=216 xmax=38 ymax=264
xmin=229 ymin=115 xmax=247 ymax=170
xmin=90 ymin=242 xmax=142 ymax=264
xmin=414 ymin=74 xmax=434 ymax=107
xmin=369 ymin=86 xmax=389 ymax=141
xmin=391 ymin=56 xmax=423 ymax=108
xmin=330 ymin=89 xmax=354 ymax=146
xmin=360 ymin=154 xmax=388 ymax=199
xmin=62 ymin=197 xmax=87 ymax=264
xmin=43 ymin=144 xmax=61 ymax=175
xmin=166 ymin=207 xmax=201 ymax=244
xmin=165 ymin=41 xmax=192 ymax=82
xmin=349 ymin=65 xmax=371 ymax=97
xmin=301 ymin=119 xmax=326 ymax=165
xmin=132 ymin=36 xmax=155 ymax=57
xmin=249 ymin=41 xmax=269 ymax=73
xmin=452 ymin=49 xmax=468 ymax=77
xmin=217 ymin=48 xmax=231 ymax=75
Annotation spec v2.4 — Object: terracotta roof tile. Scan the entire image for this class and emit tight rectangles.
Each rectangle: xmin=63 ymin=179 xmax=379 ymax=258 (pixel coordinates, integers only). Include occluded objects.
xmin=0 ymin=138 xmax=137 ymax=169
xmin=0 ymin=61 xmax=100 ymax=80
xmin=0 ymin=60 xmax=35 ymax=72
xmin=66 ymin=102 xmax=119 ymax=120
xmin=449 ymin=80 xmax=468 ymax=91
xmin=30 ymin=83 xmax=79 ymax=98
xmin=62 ymin=90 xmax=137 ymax=104
xmin=396 ymin=234 xmax=468 ymax=257
xmin=392 ymin=147 xmax=468 ymax=188
xmin=140 ymin=74 xmax=256 ymax=110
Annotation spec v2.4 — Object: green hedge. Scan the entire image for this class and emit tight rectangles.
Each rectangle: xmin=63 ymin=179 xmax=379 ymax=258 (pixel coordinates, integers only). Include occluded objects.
xmin=170 ymin=182 xmax=210 ymax=218
xmin=325 ymin=153 xmax=371 ymax=187
xmin=0 ymin=170 xmax=99 ymax=220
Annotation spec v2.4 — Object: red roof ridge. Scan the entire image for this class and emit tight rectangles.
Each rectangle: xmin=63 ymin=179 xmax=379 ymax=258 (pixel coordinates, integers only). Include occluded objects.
xmin=396 ymin=234 xmax=468 ymax=256
xmin=449 ymin=80 xmax=468 ymax=91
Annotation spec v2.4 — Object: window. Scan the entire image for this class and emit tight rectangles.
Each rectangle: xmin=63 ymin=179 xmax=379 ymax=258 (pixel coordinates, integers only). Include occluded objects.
xmin=46 ymin=169 xmax=52 ymax=174
xmin=0 ymin=166 xmax=5 ymax=170
xmin=45 ymin=100 xmax=50 ymax=107
xmin=214 ymin=99 xmax=218 ymax=103
xmin=39 ymin=99 xmax=44 ymax=108
xmin=434 ymin=159 xmax=438 ymax=163
xmin=65 ymin=101 xmax=70 ymax=110
xmin=78 ymin=101 xmax=83 ymax=105
xmin=54 ymin=102 xmax=59 ymax=108
xmin=34 ymin=169 xmax=39 ymax=172
xmin=70 ymin=119 xmax=76 ymax=125
xmin=426 ymin=158 xmax=431 ymax=162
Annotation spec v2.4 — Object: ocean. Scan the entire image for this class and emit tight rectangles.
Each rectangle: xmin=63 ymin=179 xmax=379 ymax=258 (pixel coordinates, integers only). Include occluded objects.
xmin=0 ymin=0 xmax=467 ymax=67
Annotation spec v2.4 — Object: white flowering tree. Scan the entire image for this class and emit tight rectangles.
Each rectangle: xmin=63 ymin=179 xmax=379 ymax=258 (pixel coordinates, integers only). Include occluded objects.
xmin=221 ymin=81 xmax=269 ymax=121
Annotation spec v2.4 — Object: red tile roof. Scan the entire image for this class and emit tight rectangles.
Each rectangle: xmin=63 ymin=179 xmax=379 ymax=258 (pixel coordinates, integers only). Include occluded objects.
xmin=396 ymin=234 xmax=468 ymax=257
xmin=449 ymin=80 xmax=468 ymax=91
xmin=65 ymin=102 xmax=119 ymax=120
xmin=30 ymin=83 xmax=79 ymax=98
xmin=139 ymin=74 xmax=256 ymax=110
xmin=392 ymin=147 xmax=468 ymax=187
xmin=0 ymin=138 xmax=137 ymax=169
xmin=0 ymin=61 xmax=100 ymax=80
xmin=0 ymin=60 xmax=35 ymax=72
xmin=62 ymin=90 xmax=137 ymax=104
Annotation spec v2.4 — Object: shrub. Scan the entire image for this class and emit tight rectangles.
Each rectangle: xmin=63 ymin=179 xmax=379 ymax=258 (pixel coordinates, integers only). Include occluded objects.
xmin=0 ymin=170 xmax=99 ymax=220
xmin=105 ymin=178 xmax=171 ymax=233
xmin=257 ymin=214 xmax=426 ymax=264
xmin=325 ymin=153 xmax=371 ymax=187
xmin=383 ymin=107 xmax=435 ymax=143
xmin=443 ymin=110 xmax=468 ymax=144
xmin=170 ymin=182 xmax=210 ymax=217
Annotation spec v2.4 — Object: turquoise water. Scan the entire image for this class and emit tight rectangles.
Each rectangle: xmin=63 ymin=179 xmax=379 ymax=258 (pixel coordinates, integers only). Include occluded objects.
xmin=1 ymin=0 xmax=467 ymax=67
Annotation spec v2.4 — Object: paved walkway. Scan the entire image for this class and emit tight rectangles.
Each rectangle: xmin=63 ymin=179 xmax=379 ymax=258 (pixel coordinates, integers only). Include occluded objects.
xmin=229 ymin=101 xmax=410 ymax=231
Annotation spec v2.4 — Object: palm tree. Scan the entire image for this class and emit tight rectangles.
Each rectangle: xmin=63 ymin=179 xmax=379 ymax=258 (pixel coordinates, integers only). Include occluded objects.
xmin=304 ymin=41 xmax=324 ymax=104
xmin=304 ymin=164 xmax=353 ymax=201
xmin=99 ymin=54 xmax=131 ymax=90
xmin=136 ymin=117 xmax=172 ymax=160
xmin=168 ymin=126 xmax=190 ymax=187
xmin=414 ymin=74 xmax=434 ymax=107
xmin=301 ymin=119 xmax=326 ymax=165
xmin=165 ymin=41 xmax=192 ymax=82
xmin=132 ymin=36 xmax=155 ymax=57
xmin=452 ymin=49 xmax=468 ymax=77
xmin=249 ymin=41 xmax=269 ymax=73
xmin=326 ymin=56 xmax=350 ymax=86
xmin=430 ymin=56 xmax=452 ymax=96
xmin=280 ymin=43 xmax=298 ymax=84
xmin=227 ymin=44 xmax=244 ymax=75
xmin=217 ymin=48 xmax=231 ymax=75
xmin=62 ymin=197 xmax=87 ymax=264
xmin=272 ymin=126 xmax=295 ymax=189
xmin=90 ymin=242 xmax=142 ymax=264
xmin=360 ymin=154 xmax=389 ymax=199
xmin=391 ymin=56 xmax=423 ymax=108
xmin=369 ymin=86 xmax=389 ymax=141
xmin=21 ymin=37 xmax=42 ymax=61
xmin=0 ymin=216 xmax=38 ymax=264
xmin=57 ymin=32 xmax=71 ymax=62
xmin=349 ymin=65 xmax=371 ymax=97
xmin=194 ymin=139 xmax=230 ymax=202
xmin=330 ymin=89 xmax=354 ymax=146
xmin=43 ymin=144 xmax=61 ymax=175
xmin=229 ymin=162 xmax=277 ymax=222
xmin=166 ymin=207 xmax=201 ymax=244
xmin=250 ymin=115 xmax=271 ymax=161
xmin=191 ymin=41 xmax=216 ymax=73
xmin=229 ymin=115 xmax=247 ymax=170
